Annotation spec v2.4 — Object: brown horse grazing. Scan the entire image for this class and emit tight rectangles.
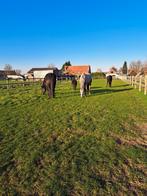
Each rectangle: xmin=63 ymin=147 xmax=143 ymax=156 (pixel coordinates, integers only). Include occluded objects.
xmin=41 ymin=73 xmax=56 ymax=98
xmin=71 ymin=78 xmax=77 ymax=90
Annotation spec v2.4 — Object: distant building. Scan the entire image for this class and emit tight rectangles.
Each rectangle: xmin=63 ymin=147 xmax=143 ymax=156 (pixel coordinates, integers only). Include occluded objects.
xmin=128 ymin=70 xmax=137 ymax=76
xmin=109 ymin=67 xmax=117 ymax=74
xmin=0 ymin=70 xmax=6 ymax=80
xmin=64 ymin=65 xmax=91 ymax=76
xmin=105 ymin=67 xmax=119 ymax=78
xmin=141 ymin=67 xmax=147 ymax=75
xmin=27 ymin=67 xmax=60 ymax=79
xmin=0 ymin=70 xmax=22 ymax=80
xmin=96 ymin=68 xmax=102 ymax=73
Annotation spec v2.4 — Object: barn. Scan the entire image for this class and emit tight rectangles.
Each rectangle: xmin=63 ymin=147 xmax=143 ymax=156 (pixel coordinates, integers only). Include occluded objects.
xmin=27 ymin=68 xmax=60 ymax=79
xmin=0 ymin=70 xmax=22 ymax=80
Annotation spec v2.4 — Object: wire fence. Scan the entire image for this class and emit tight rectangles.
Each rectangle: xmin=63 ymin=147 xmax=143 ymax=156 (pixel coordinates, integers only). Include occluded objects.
xmin=0 ymin=78 xmax=43 ymax=89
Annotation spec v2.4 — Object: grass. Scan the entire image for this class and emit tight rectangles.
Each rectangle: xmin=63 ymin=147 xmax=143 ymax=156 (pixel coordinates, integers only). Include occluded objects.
xmin=0 ymin=79 xmax=147 ymax=195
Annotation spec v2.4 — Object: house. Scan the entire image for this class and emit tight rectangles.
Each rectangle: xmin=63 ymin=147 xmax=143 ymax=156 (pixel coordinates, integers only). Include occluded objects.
xmin=128 ymin=70 xmax=137 ymax=76
xmin=0 ymin=70 xmax=22 ymax=80
xmin=141 ymin=67 xmax=147 ymax=75
xmin=64 ymin=65 xmax=91 ymax=76
xmin=105 ymin=67 xmax=119 ymax=79
xmin=109 ymin=67 xmax=117 ymax=74
xmin=0 ymin=70 xmax=6 ymax=80
xmin=27 ymin=67 xmax=60 ymax=79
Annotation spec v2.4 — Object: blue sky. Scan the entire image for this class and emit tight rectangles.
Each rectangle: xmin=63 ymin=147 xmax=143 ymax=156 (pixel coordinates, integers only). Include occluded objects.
xmin=0 ymin=0 xmax=147 ymax=72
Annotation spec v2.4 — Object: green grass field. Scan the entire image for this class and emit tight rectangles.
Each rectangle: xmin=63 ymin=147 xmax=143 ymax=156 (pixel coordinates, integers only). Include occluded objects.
xmin=0 ymin=79 xmax=147 ymax=195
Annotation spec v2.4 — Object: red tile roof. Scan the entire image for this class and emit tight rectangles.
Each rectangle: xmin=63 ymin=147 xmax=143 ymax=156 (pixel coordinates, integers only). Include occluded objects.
xmin=64 ymin=65 xmax=91 ymax=75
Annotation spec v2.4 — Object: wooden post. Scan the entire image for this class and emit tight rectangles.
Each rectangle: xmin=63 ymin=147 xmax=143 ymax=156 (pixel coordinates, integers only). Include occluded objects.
xmin=132 ymin=76 xmax=134 ymax=86
xmin=131 ymin=76 xmax=133 ymax=86
xmin=7 ymin=79 xmax=9 ymax=89
xmin=144 ymin=75 xmax=147 ymax=95
xmin=134 ymin=76 xmax=137 ymax=89
xmin=129 ymin=76 xmax=131 ymax=85
xmin=139 ymin=76 xmax=142 ymax=92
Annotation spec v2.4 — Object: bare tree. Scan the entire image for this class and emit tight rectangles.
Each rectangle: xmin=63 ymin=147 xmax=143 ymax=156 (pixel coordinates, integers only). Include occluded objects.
xmin=129 ymin=60 xmax=143 ymax=73
xmin=118 ymin=67 xmax=123 ymax=74
xmin=4 ymin=64 xmax=12 ymax=70
xmin=143 ymin=61 xmax=147 ymax=67
xmin=48 ymin=64 xmax=55 ymax=68
xmin=15 ymin=69 xmax=22 ymax=75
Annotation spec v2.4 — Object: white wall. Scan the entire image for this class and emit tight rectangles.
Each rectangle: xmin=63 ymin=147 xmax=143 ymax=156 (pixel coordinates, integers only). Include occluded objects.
xmin=7 ymin=75 xmax=23 ymax=79
xmin=34 ymin=70 xmax=53 ymax=78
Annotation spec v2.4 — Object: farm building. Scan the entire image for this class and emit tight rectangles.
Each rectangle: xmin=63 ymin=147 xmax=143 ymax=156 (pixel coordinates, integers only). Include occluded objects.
xmin=27 ymin=67 xmax=60 ymax=79
xmin=129 ymin=67 xmax=147 ymax=77
xmin=109 ymin=67 xmax=118 ymax=74
xmin=128 ymin=70 xmax=137 ymax=76
xmin=0 ymin=70 xmax=22 ymax=80
xmin=0 ymin=70 xmax=6 ymax=80
xmin=141 ymin=67 xmax=147 ymax=75
xmin=105 ymin=67 xmax=119 ymax=79
xmin=64 ymin=65 xmax=91 ymax=76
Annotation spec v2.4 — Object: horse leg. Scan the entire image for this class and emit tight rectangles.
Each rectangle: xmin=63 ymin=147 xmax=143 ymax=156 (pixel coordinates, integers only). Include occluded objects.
xmin=47 ymin=84 xmax=52 ymax=98
xmin=52 ymin=85 xmax=55 ymax=98
xmin=80 ymin=89 xmax=83 ymax=97
xmin=41 ymin=83 xmax=46 ymax=94
xmin=109 ymin=82 xmax=111 ymax=87
xmin=87 ymin=84 xmax=91 ymax=95
xmin=42 ymin=86 xmax=46 ymax=95
xmin=89 ymin=85 xmax=91 ymax=95
xmin=50 ymin=80 xmax=56 ymax=98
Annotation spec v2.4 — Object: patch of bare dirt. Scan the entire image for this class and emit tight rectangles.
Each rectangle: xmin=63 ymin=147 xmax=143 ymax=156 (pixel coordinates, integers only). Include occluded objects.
xmin=112 ymin=123 xmax=147 ymax=150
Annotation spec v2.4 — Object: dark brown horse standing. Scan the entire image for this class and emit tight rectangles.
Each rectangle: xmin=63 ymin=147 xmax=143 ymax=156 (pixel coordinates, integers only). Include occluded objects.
xmin=41 ymin=73 xmax=56 ymax=98
xmin=106 ymin=75 xmax=113 ymax=87
xmin=71 ymin=78 xmax=77 ymax=90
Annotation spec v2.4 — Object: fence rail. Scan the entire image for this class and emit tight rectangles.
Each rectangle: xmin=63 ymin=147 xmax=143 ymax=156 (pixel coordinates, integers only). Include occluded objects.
xmin=121 ymin=75 xmax=147 ymax=95
xmin=0 ymin=78 xmax=43 ymax=89
xmin=0 ymin=77 xmax=70 ymax=89
xmin=130 ymin=76 xmax=147 ymax=95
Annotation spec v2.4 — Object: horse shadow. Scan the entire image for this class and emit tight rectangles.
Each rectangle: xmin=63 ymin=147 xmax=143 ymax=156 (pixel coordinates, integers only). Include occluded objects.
xmin=91 ymin=87 xmax=133 ymax=96
xmin=110 ymin=84 xmax=130 ymax=88
xmin=54 ymin=84 xmax=133 ymax=98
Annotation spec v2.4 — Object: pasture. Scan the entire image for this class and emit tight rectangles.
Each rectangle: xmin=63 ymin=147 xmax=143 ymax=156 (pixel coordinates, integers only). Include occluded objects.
xmin=0 ymin=79 xmax=147 ymax=195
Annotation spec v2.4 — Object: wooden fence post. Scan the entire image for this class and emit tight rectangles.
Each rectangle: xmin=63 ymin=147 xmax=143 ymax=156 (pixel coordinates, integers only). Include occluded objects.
xmin=139 ymin=76 xmax=142 ymax=92
xmin=144 ymin=75 xmax=147 ymax=95
xmin=132 ymin=76 xmax=134 ymax=86
xmin=129 ymin=76 xmax=131 ymax=85
xmin=134 ymin=76 xmax=137 ymax=89
xmin=131 ymin=76 xmax=134 ymax=86
xmin=7 ymin=79 xmax=9 ymax=89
